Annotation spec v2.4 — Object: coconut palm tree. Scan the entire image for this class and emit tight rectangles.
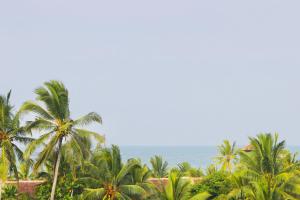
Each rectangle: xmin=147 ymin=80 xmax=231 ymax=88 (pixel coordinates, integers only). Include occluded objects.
xmin=150 ymin=155 xmax=168 ymax=178
xmin=229 ymin=133 xmax=300 ymax=199
xmin=82 ymin=145 xmax=147 ymax=199
xmin=0 ymin=91 xmax=33 ymax=199
xmin=18 ymin=159 xmax=34 ymax=180
xmin=128 ymin=159 xmax=156 ymax=197
xmin=174 ymin=162 xmax=204 ymax=177
xmin=154 ymin=170 xmax=210 ymax=200
xmin=35 ymin=146 xmax=89 ymax=199
xmin=20 ymin=80 xmax=104 ymax=200
xmin=226 ymin=170 xmax=251 ymax=200
xmin=215 ymin=140 xmax=238 ymax=172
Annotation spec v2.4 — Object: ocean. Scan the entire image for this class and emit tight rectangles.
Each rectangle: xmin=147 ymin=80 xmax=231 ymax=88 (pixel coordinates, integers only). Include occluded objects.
xmin=120 ymin=146 xmax=300 ymax=168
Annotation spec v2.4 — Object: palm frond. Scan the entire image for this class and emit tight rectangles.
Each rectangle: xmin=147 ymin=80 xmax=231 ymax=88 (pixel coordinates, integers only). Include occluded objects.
xmin=116 ymin=159 xmax=140 ymax=184
xmin=190 ymin=192 xmax=211 ymax=200
xmin=74 ymin=112 xmax=102 ymax=126
xmin=33 ymin=134 xmax=60 ymax=172
xmin=119 ymin=185 xmax=146 ymax=198
xmin=24 ymin=131 xmax=53 ymax=159
xmin=83 ymin=188 xmax=106 ymax=200
xmin=19 ymin=101 xmax=54 ymax=120
xmin=76 ymin=128 xmax=105 ymax=144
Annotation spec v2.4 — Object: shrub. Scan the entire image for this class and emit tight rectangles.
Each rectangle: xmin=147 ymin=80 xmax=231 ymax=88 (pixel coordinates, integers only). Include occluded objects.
xmin=35 ymin=174 xmax=83 ymax=200
xmin=3 ymin=185 xmax=17 ymax=200
xmin=18 ymin=193 xmax=32 ymax=200
xmin=190 ymin=171 xmax=232 ymax=199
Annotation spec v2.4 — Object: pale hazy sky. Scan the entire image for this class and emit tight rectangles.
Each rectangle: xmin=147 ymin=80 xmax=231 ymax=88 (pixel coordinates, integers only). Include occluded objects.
xmin=1 ymin=1 xmax=300 ymax=145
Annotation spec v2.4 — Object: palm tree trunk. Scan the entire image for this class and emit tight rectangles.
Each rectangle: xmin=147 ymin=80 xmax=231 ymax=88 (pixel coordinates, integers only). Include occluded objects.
xmin=50 ymin=138 xmax=63 ymax=200
xmin=0 ymin=180 xmax=2 ymax=200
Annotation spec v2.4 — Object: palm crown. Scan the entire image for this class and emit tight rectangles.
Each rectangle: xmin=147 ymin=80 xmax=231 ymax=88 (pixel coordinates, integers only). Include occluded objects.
xmin=229 ymin=133 xmax=300 ymax=199
xmin=150 ymin=155 xmax=168 ymax=178
xmin=19 ymin=80 xmax=104 ymax=200
xmin=215 ymin=140 xmax=238 ymax=172
xmin=82 ymin=145 xmax=146 ymax=200
xmin=0 ymin=91 xmax=33 ymax=181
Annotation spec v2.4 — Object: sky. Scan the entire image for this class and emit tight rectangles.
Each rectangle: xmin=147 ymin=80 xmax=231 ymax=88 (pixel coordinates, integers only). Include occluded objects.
xmin=1 ymin=1 xmax=300 ymax=146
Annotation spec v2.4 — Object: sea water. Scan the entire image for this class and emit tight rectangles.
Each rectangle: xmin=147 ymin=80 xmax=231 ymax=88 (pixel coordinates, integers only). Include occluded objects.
xmin=120 ymin=146 xmax=218 ymax=168
xmin=120 ymin=145 xmax=300 ymax=168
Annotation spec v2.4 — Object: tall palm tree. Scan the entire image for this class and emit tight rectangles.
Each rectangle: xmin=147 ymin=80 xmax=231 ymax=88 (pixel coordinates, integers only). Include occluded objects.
xmin=0 ymin=91 xmax=33 ymax=199
xmin=35 ymin=146 xmax=88 ymax=199
xmin=150 ymin=155 xmax=168 ymax=178
xmin=82 ymin=145 xmax=147 ymax=199
xmin=20 ymin=80 xmax=104 ymax=200
xmin=215 ymin=140 xmax=238 ymax=172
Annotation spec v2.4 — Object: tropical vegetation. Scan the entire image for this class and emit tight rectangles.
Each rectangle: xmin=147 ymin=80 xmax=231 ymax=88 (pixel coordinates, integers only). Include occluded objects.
xmin=0 ymin=80 xmax=299 ymax=200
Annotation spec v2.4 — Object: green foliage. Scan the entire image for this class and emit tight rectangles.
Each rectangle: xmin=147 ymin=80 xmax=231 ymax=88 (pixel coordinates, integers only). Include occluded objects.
xmin=205 ymin=164 xmax=218 ymax=176
xmin=2 ymin=185 xmax=17 ymax=200
xmin=0 ymin=91 xmax=33 ymax=181
xmin=20 ymin=80 xmax=104 ymax=172
xmin=81 ymin=145 xmax=147 ymax=200
xmin=150 ymin=155 xmax=168 ymax=178
xmin=128 ymin=160 xmax=156 ymax=198
xmin=151 ymin=171 xmax=210 ymax=200
xmin=35 ymin=174 xmax=83 ymax=200
xmin=151 ymin=170 xmax=192 ymax=200
xmin=18 ymin=193 xmax=32 ymax=200
xmin=18 ymin=159 xmax=34 ymax=180
xmin=227 ymin=133 xmax=300 ymax=200
xmin=20 ymin=80 xmax=104 ymax=200
xmin=191 ymin=171 xmax=232 ymax=199
xmin=173 ymin=162 xmax=204 ymax=177
xmin=215 ymin=140 xmax=238 ymax=172
xmin=2 ymin=81 xmax=300 ymax=200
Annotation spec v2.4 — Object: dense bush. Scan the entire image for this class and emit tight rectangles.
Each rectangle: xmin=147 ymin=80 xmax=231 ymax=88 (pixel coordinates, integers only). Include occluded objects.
xmin=190 ymin=171 xmax=232 ymax=199
xmin=17 ymin=193 xmax=32 ymax=200
xmin=172 ymin=162 xmax=204 ymax=177
xmin=35 ymin=174 xmax=83 ymax=200
xmin=3 ymin=185 xmax=17 ymax=200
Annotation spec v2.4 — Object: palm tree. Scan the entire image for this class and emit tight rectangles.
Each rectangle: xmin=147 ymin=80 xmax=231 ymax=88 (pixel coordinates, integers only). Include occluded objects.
xmin=226 ymin=170 xmax=250 ymax=200
xmin=35 ymin=147 xmax=88 ymax=199
xmin=215 ymin=140 xmax=238 ymax=172
xmin=175 ymin=162 xmax=203 ymax=177
xmin=150 ymin=155 xmax=168 ymax=178
xmin=20 ymin=80 xmax=104 ymax=200
xmin=128 ymin=159 xmax=156 ymax=199
xmin=82 ymin=145 xmax=147 ymax=199
xmin=230 ymin=133 xmax=300 ymax=199
xmin=63 ymin=137 xmax=93 ymax=198
xmin=205 ymin=164 xmax=218 ymax=176
xmin=0 ymin=91 xmax=33 ymax=199
xmin=154 ymin=170 xmax=210 ymax=200
xmin=18 ymin=159 xmax=34 ymax=180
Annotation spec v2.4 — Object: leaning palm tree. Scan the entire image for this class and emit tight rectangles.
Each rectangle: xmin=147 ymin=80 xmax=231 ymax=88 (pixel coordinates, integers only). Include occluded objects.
xmin=150 ymin=155 xmax=168 ymax=178
xmin=20 ymin=80 xmax=104 ymax=200
xmin=0 ymin=91 xmax=33 ymax=199
xmin=215 ymin=140 xmax=238 ymax=172
xmin=82 ymin=145 xmax=147 ymax=199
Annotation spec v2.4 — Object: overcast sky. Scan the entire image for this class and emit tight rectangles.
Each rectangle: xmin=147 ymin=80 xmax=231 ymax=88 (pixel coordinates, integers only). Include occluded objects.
xmin=1 ymin=1 xmax=300 ymax=145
